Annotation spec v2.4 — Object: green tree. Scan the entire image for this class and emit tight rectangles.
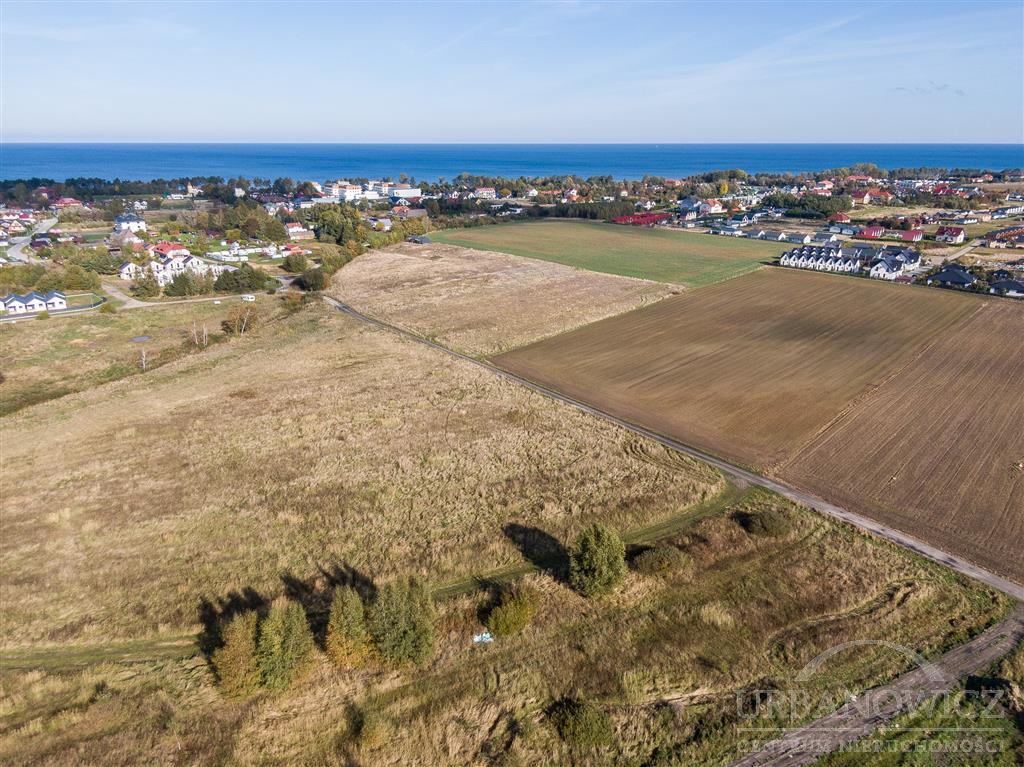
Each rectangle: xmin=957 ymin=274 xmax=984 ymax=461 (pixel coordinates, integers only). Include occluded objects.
xmin=281 ymin=251 xmax=309 ymax=273
xmin=486 ymin=585 xmax=539 ymax=637
xmin=297 ymin=267 xmax=325 ymax=291
xmin=569 ymin=523 xmax=626 ymax=597
xmin=256 ymin=599 xmax=316 ymax=691
xmin=549 ymin=698 xmax=614 ymax=748
xmin=369 ymin=576 xmax=436 ymax=666
xmin=130 ymin=272 xmax=161 ymax=298
xmin=212 ymin=611 xmax=261 ymax=698
xmin=164 ymin=272 xmax=199 ymax=297
xmin=326 ymin=586 xmax=371 ymax=668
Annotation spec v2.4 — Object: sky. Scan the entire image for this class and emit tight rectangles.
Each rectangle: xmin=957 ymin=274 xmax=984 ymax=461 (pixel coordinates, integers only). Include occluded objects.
xmin=2 ymin=0 xmax=1022 ymax=143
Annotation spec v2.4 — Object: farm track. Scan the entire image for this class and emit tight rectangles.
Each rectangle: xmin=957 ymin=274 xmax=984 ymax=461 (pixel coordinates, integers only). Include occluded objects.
xmin=0 ymin=482 xmax=745 ymax=672
xmin=322 ymin=296 xmax=1024 ymax=602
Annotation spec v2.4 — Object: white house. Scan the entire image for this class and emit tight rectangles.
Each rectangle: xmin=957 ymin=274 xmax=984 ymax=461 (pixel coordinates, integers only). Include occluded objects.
xmin=474 ymin=187 xmax=497 ymax=199
xmin=119 ymin=256 xmax=236 ymax=287
xmin=2 ymin=290 xmax=67 ymax=314
xmin=390 ymin=184 xmax=421 ymax=200
xmin=114 ymin=213 xmax=147 ymax=234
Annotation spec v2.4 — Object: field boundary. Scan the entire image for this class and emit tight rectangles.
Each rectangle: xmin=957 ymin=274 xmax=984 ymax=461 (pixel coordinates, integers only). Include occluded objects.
xmin=322 ymin=295 xmax=1024 ymax=602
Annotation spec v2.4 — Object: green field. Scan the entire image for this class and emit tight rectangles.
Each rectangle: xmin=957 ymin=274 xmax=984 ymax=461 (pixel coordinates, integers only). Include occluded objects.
xmin=431 ymin=220 xmax=781 ymax=287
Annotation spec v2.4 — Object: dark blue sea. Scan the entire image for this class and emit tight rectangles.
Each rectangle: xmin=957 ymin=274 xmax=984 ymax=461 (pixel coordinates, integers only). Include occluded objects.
xmin=2 ymin=144 xmax=1022 ymax=182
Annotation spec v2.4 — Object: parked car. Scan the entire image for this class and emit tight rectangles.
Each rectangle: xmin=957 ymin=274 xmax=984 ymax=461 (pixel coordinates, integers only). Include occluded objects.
xmin=241 ymin=294 xmax=255 ymax=302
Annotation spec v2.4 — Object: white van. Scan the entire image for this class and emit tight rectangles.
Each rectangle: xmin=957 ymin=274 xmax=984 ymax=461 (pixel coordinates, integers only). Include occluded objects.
xmin=241 ymin=294 xmax=256 ymax=303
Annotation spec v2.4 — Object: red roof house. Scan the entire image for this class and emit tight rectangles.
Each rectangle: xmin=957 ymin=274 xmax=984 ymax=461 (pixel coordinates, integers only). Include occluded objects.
xmin=900 ymin=229 xmax=924 ymax=242
xmin=828 ymin=212 xmax=851 ymax=223
xmin=858 ymin=225 xmax=884 ymax=239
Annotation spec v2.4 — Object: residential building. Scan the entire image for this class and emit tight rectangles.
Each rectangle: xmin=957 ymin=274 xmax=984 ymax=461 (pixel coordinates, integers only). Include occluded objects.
xmin=2 ymin=290 xmax=67 ymax=314
xmin=474 ymin=187 xmax=497 ymax=199
xmin=936 ymin=226 xmax=966 ymax=244
xmin=926 ymin=263 xmax=977 ymax=288
xmin=285 ymin=222 xmax=315 ymax=241
xmin=990 ymin=279 xmax=1024 ymax=297
xmin=114 ymin=213 xmax=148 ymax=233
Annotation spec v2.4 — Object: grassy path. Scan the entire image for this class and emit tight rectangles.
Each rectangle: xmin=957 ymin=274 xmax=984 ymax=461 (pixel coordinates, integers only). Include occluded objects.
xmin=0 ymin=483 xmax=745 ymax=673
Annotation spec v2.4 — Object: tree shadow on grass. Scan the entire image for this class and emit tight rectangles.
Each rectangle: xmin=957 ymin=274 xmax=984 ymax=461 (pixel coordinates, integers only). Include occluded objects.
xmin=281 ymin=562 xmax=377 ymax=645
xmin=196 ymin=586 xmax=268 ymax=658
xmin=502 ymin=523 xmax=568 ymax=582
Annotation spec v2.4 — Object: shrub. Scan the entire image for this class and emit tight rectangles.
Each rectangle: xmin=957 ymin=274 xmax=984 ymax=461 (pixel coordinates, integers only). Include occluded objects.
xmin=549 ymin=698 xmax=614 ymax=748
xmin=221 ymin=305 xmax=261 ymax=336
xmin=256 ymin=598 xmax=316 ymax=691
xmin=633 ymin=545 xmax=692 ymax=577
xmin=130 ymin=273 xmax=161 ymax=298
xmin=212 ymin=611 xmax=261 ymax=698
xmin=569 ymin=523 xmax=626 ymax=597
xmin=281 ymin=252 xmax=309 ymax=273
xmin=98 ymin=301 xmax=116 ymax=314
xmin=326 ymin=586 xmax=371 ymax=668
xmin=349 ymin=702 xmax=390 ymax=747
xmin=297 ymin=267 xmax=325 ymax=292
xmin=214 ymin=263 xmax=274 ymax=293
xmin=35 ymin=310 xmax=49 ymax=320
xmin=369 ymin=576 xmax=436 ymax=667
xmin=737 ymin=508 xmax=792 ymax=538
xmin=486 ymin=585 xmax=539 ymax=637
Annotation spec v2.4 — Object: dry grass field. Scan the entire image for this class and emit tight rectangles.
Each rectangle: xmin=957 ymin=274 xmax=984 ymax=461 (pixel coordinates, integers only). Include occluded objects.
xmin=779 ymin=300 xmax=1024 ymax=583
xmin=494 ymin=268 xmax=981 ymax=468
xmin=0 ymin=490 xmax=1007 ymax=766
xmin=330 ymin=241 xmax=674 ymax=355
xmin=0 ymin=297 xmax=273 ymax=416
xmin=1 ymin=304 xmax=721 ymax=645
xmin=430 ymin=220 xmax=779 ymax=287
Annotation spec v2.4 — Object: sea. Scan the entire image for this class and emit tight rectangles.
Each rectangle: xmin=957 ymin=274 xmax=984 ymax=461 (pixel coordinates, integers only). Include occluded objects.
xmin=2 ymin=144 xmax=1022 ymax=183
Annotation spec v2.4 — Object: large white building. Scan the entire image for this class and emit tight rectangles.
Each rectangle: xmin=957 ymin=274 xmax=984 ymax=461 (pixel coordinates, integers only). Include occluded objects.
xmin=114 ymin=213 xmax=147 ymax=233
xmin=119 ymin=255 xmax=236 ymax=287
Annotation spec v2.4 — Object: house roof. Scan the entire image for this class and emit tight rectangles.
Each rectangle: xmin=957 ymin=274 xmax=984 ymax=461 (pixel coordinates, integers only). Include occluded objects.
xmin=990 ymin=279 xmax=1024 ymax=293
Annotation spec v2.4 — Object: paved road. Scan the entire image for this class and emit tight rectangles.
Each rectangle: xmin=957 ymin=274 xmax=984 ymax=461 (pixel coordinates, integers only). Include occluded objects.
xmin=322 ymin=296 xmax=1024 ymax=602
xmin=729 ymin=602 xmax=1024 ymax=766
xmin=6 ymin=217 xmax=57 ymax=262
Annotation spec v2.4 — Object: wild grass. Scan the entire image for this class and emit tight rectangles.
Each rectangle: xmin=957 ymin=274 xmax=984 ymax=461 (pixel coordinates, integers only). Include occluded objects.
xmin=0 ymin=491 xmax=1005 ymax=766
xmin=331 ymin=240 xmax=674 ymax=356
xmin=1 ymin=304 xmax=720 ymax=644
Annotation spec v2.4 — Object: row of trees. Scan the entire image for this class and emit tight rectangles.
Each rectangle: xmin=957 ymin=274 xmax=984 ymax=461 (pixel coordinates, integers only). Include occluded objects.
xmin=213 ymin=576 xmax=436 ymax=697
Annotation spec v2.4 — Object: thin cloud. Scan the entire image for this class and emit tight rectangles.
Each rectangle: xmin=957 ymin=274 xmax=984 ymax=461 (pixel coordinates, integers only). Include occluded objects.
xmin=890 ymin=81 xmax=966 ymax=97
xmin=3 ymin=19 xmax=196 ymax=43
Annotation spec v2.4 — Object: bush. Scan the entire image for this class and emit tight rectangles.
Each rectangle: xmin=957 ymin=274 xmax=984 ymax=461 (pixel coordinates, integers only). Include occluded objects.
xmin=486 ymin=585 xmax=539 ymax=637
xmin=98 ymin=301 xmax=116 ymax=314
xmin=281 ymin=252 xmax=308 ymax=273
xmin=212 ymin=610 xmax=261 ymax=698
xmin=214 ymin=263 xmax=274 ymax=293
xmin=369 ymin=576 xmax=436 ymax=667
xmin=130 ymin=273 xmax=161 ymax=298
xmin=256 ymin=598 xmax=316 ymax=691
xmin=349 ymin=702 xmax=390 ymax=747
xmin=297 ymin=267 xmax=325 ymax=292
xmin=35 ymin=310 xmax=49 ymax=320
xmin=569 ymin=523 xmax=626 ymax=597
xmin=222 ymin=305 xmax=261 ymax=336
xmin=633 ymin=545 xmax=692 ymax=577
xmin=549 ymin=698 xmax=614 ymax=748
xmin=736 ymin=508 xmax=792 ymax=538
xmin=326 ymin=586 xmax=371 ymax=668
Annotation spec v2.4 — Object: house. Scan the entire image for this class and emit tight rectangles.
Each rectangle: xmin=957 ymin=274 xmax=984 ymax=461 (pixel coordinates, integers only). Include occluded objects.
xmin=989 ymin=279 xmax=1024 ymax=297
xmin=120 ymin=256 xmax=236 ymax=287
xmin=51 ymin=197 xmax=83 ymax=209
xmin=710 ymin=223 xmax=744 ymax=236
xmin=390 ymin=184 xmax=422 ymax=200
xmin=850 ymin=191 xmax=872 ymax=206
xmin=927 ymin=263 xmax=976 ymax=288
xmin=2 ymin=290 xmax=67 ymax=314
xmin=761 ymin=230 xmax=787 ymax=241
xmin=858 ymin=225 xmax=885 ymax=240
xmin=114 ymin=213 xmax=147 ymax=233
xmin=990 ymin=268 xmax=1015 ymax=281
xmin=899 ymin=229 xmax=924 ymax=242
xmin=150 ymin=241 xmax=190 ymax=258
xmin=869 ymin=257 xmax=904 ymax=280
xmin=699 ymin=199 xmax=725 ymax=216
xmin=812 ymin=231 xmax=838 ymax=244
xmin=779 ymin=244 xmax=860 ymax=274
xmin=678 ymin=196 xmax=702 ymax=215
xmin=745 ymin=229 xmax=766 ymax=239
xmin=935 ymin=226 xmax=966 ymax=244
xmin=474 ymin=187 xmax=497 ymax=200
xmin=785 ymin=232 xmax=812 ymax=244
xmin=828 ymin=212 xmax=851 ymax=224
xmin=284 ymin=222 xmax=315 ymax=241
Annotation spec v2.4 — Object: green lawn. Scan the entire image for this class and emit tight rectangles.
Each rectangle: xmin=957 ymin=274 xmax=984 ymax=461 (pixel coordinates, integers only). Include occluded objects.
xmin=431 ymin=220 xmax=781 ymax=287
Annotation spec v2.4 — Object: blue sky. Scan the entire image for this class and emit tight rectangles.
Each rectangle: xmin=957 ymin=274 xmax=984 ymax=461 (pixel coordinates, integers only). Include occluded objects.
xmin=2 ymin=0 xmax=1022 ymax=143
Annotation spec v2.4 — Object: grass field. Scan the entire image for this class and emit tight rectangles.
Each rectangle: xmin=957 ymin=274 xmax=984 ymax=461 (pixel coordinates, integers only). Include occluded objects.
xmin=331 ymin=240 xmax=674 ymax=355
xmin=0 ymin=489 xmax=1007 ymax=766
xmin=1 ymin=304 xmax=722 ymax=645
xmin=430 ymin=220 xmax=780 ymax=287
xmin=0 ymin=296 xmax=275 ymax=416
xmin=779 ymin=300 xmax=1024 ymax=584
xmin=494 ymin=268 xmax=981 ymax=468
